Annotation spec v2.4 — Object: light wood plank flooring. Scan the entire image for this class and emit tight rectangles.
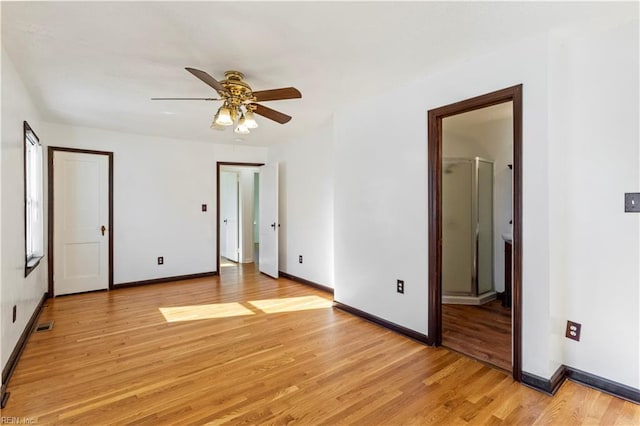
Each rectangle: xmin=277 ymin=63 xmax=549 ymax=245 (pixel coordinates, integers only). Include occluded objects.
xmin=3 ymin=264 xmax=638 ymax=424
xmin=442 ymin=300 xmax=511 ymax=371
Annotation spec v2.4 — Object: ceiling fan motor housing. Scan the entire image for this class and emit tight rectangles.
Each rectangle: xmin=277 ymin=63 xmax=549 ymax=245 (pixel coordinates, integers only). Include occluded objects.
xmin=221 ymin=71 xmax=256 ymax=108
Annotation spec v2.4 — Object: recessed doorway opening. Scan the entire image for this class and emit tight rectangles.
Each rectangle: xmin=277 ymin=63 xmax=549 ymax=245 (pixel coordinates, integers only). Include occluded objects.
xmin=428 ymin=85 xmax=523 ymax=381
xmin=441 ymin=102 xmax=513 ymax=371
xmin=216 ymin=162 xmax=264 ymax=276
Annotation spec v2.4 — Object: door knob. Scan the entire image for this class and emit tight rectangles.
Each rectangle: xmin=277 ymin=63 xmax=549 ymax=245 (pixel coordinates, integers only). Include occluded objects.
xmin=101 ymin=225 xmax=106 ymax=236
xmin=270 ymin=222 xmax=276 ymax=230
xmin=224 ymin=219 xmax=228 ymax=224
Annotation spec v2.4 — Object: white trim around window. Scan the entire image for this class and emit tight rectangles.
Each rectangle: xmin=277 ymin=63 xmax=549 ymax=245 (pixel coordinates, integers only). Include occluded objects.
xmin=24 ymin=121 xmax=44 ymax=276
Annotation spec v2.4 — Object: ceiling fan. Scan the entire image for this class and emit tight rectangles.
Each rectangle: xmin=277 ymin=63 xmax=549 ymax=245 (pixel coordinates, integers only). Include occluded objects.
xmin=152 ymin=68 xmax=302 ymax=134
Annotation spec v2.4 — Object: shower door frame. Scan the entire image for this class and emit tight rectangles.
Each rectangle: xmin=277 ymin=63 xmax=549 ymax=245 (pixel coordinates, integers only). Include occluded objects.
xmin=442 ymin=157 xmax=495 ymax=298
xmin=427 ymin=85 xmax=523 ymax=381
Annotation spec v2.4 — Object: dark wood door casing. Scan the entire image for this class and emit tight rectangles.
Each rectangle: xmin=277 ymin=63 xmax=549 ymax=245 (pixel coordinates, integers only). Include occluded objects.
xmin=48 ymin=146 xmax=114 ymax=297
xmin=427 ymin=85 xmax=523 ymax=381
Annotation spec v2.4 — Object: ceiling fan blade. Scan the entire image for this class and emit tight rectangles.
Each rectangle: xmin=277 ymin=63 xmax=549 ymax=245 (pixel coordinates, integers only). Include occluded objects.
xmin=252 ymin=87 xmax=302 ymax=102
xmin=251 ymin=103 xmax=292 ymax=124
xmin=185 ymin=67 xmax=227 ymax=94
xmin=151 ymin=97 xmax=220 ymax=101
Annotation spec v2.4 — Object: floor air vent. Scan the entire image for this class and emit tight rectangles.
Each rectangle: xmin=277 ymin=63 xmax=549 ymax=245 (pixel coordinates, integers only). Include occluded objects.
xmin=35 ymin=321 xmax=54 ymax=332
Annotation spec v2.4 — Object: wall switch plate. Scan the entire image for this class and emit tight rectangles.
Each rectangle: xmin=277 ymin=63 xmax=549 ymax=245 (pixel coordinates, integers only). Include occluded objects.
xmin=157 ymin=256 xmax=164 ymax=265
xmin=298 ymin=255 xmax=303 ymax=264
xmin=625 ymin=193 xmax=640 ymax=212
xmin=397 ymin=280 xmax=404 ymax=294
xmin=565 ymin=320 xmax=581 ymax=341
xmin=12 ymin=305 xmax=17 ymax=323
xmin=202 ymin=204 xmax=207 ymax=212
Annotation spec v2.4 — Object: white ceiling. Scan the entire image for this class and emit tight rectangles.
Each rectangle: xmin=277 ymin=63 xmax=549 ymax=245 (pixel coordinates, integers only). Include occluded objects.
xmin=2 ymin=2 xmax=636 ymax=146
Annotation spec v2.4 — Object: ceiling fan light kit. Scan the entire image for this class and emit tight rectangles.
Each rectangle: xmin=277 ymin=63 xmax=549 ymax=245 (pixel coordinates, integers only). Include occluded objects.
xmin=210 ymin=115 xmax=226 ymax=131
xmin=243 ymin=110 xmax=258 ymax=129
xmin=234 ymin=112 xmax=250 ymax=134
xmin=153 ymin=68 xmax=302 ymax=136
xmin=215 ymin=104 xmax=234 ymax=126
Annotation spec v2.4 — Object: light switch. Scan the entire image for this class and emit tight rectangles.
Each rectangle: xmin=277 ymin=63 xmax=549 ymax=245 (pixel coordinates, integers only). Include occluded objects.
xmin=625 ymin=193 xmax=640 ymax=212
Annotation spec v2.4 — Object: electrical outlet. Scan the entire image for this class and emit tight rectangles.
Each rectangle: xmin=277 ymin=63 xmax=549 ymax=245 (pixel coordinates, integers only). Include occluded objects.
xmin=397 ymin=280 xmax=404 ymax=294
xmin=12 ymin=305 xmax=17 ymax=323
xmin=157 ymin=256 xmax=164 ymax=265
xmin=565 ymin=320 xmax=581 ymax=341
xmin=299 ymin=255 xmax=303 ymax=264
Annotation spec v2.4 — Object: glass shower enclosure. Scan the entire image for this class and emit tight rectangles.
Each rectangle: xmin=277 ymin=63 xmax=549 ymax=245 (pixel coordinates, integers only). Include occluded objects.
xmin=442 ymin=157 xmax=494 ymax=303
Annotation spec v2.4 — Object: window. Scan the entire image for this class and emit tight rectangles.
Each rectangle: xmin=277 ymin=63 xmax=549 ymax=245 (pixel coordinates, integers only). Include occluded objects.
xmin=24 ymin=121 xmax=43 ymax=277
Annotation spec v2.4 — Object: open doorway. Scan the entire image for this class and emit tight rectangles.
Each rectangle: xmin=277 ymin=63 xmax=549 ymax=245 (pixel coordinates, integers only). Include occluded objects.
xmin=216 ymin=162 xmax=264 ymax=275
xmin=428 ymin=85 xmax=523 ymax=381
xmin=440 ymin=102 xmax=513 ymax=371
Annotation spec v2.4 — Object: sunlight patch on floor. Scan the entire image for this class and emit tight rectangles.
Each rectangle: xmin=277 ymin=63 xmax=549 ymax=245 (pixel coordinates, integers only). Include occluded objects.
xmin=160 ymin=296 xmax=332 ymax=323
xmin=248 ymin=295 xmax=333 ymax=314
xmin=159 ymin=303 xmax=255 ymax=322
xmin=220 ymin=258 xmax=236 ymax=267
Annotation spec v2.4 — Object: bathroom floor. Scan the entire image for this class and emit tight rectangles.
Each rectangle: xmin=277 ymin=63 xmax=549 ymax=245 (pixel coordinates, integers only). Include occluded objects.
xmin=442 ymin=299 xmax=511 ymax=371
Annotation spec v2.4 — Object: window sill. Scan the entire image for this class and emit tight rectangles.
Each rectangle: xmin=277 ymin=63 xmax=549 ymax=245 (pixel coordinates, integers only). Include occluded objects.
xmin=25 ymin=256 xmax=43 ymax=278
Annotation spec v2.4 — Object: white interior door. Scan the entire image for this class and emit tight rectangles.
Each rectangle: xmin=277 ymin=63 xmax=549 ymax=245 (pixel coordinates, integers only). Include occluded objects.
xmin=220 ymin=171 xmax=239 ymax=262
xmin=259 ymin=163 xmax=279 ymax=278
xmin=53 ymin=151 xmax=109 ymax=295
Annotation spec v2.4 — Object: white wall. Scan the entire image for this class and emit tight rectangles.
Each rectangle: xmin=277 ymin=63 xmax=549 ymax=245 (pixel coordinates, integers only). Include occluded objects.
xmin=1 ymin=48 xmax=48 ymax=371
xmin=43 ymin=123 xmax=267 ymax=284
xmin=547 ymin=27 xmax=572 ymax=381
xmin=334 ymin=34 xmax=551 ymax=369
xmin=332 ymin=17 xmax=639 ymax=388
xmin=442 ymin=131 xmax=490 ymax=158
xmin=552 ymin=20 xmax=639 ymax=388
xmin=269 ymin=119 xmax=334 ymax=287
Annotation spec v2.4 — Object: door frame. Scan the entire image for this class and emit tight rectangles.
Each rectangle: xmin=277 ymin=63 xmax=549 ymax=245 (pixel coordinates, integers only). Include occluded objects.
xmin=427 ymin=84 xmax=523 ymax=381
xmin=216 ymin=162 xmax=264 ymax=273
xmin=47 ymin=146 xmax=114 ymax=297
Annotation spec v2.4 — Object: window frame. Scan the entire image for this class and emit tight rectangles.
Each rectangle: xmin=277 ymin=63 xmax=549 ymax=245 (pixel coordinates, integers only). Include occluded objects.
xmin=24 ymin=121 xmax=44 ymax=277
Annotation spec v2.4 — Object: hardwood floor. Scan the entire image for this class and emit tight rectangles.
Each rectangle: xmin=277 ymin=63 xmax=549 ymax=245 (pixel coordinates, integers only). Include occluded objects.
xmin=442 ymin=299 xmax=511 ymax=371
xmin=3 ymin=264 xmax=638 ymax=424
